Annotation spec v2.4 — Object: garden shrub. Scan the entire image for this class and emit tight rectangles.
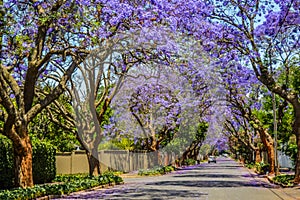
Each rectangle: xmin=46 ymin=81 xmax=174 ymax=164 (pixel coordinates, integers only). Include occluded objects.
xmin=255 ymin=162 xmax=270 ymax=174
xmin=0 ymin=174 xmax=123 ymax=200
xmin=138 ymin=165 xmax=176 ymax=176
xmin=245 ymin=162 xmax=255 ymax=169
xmin=32 ymin=140 xmax=56 ymax=184
xmin=185 ymin=158 xmax=197 ymax=166
xmin=273 ymin=174 xmax=295 ymax=186
xmin=0 ymin=135 xmax=14 ymax=189
xmin=0 ymin=135 xmax=56 ymax=188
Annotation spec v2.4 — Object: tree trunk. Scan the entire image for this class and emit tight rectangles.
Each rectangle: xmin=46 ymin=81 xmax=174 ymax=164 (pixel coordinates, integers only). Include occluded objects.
xmin=13 ymin=134 xmax=34 ymax=188
xmin=259 ymin=129 xmax=275 ymax=174
xmin=164 ymin=152 xmax=170 ymax=166
xmin=87 ymin=148 xmax=100 ymax=176
xmin=179 ymin=148 xmax=189 ymax=165
xmin=258 ymin=69 xmax=300 ymax=182
xmin=193 ymin=147 xmax=200 ymax=161
xmin=294 ymin=132 xmax=300 ymax=184
xmin=179 ymin=142 xmax=196 ymax=165
xmin=265 ymin=142 xmax=275 ymax=174
xmin=150 ymin=150 xmax=159 ymax=166
xmin=255 ymin=148 xmax=261 ymax=163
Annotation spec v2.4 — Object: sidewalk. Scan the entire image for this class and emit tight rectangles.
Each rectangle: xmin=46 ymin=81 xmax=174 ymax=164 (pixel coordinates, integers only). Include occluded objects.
xmin=266 ymin=175 xmax=300 ymax=200
xmin=273 ymin=186 xmax=300 ymax=200
xmin=246 ymin=168 xmax=300 ymax=200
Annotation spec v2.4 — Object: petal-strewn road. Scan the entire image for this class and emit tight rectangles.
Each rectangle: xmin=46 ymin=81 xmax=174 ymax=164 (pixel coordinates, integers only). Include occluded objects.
xmin=56 ymin=157 xmax=299 ymax=200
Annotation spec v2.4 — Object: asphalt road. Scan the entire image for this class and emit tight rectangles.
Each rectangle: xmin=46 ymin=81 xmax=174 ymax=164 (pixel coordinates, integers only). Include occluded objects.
xmin=56 ymin=157 xmax=297 ymax=200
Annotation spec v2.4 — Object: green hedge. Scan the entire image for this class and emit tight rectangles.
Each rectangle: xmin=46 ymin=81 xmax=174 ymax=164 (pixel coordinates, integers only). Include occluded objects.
xmin=0 ymin=135 xmax=56 ymax=189
xmin=0 ymin=173 xmax=123 ymax=200
xmin=32 ymin=140 xmax=56 ymax=184
xmin=0 ymin=135 xmax=14 ymax=189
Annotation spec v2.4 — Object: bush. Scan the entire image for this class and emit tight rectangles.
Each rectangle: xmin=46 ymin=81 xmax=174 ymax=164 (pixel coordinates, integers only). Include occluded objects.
xmin=32 ymin=140 xmax=56 ymax=184
xmin=273 ymin=174 xmax=295 ymax=187
xmin=138 ymin=165 xmax=176 ymax=176
xmin=245 ymin=162 xmax=255 ymax=169
xmin=185 ymin=158 xmax=197 ymax=166
xmin=0 ymin=135 xmax=56 ymax=188
xmin=0 ymin=173 xmax=124 ymax=200
xmin=255 ymin=162 xmax=270 ymax=174
xmin=0 ymin=135 xmax=14 ymax=189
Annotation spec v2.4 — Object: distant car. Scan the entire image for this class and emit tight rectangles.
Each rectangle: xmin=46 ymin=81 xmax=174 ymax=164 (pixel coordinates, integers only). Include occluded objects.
xmin=222 ymin=153 xmax=229 ymax=158
xmin=208 ymin=156 xmax=216 ymax=163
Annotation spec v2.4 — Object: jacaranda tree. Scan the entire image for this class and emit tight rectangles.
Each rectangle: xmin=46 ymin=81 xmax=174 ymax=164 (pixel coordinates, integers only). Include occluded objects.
xmin=70 ymin=37 xmax=172 ymax=175
xmin=216 ymin=0 xmax=300 ymax=182
xmin=0 ymin=0 xmax=196 ymax=188
xmin=2 ymin=0 xmax=298 ymax=188
xmin=183 ymin=0 xmax=300 ymax=182
xmin=1 ymin=0 xmax=93 ymax=187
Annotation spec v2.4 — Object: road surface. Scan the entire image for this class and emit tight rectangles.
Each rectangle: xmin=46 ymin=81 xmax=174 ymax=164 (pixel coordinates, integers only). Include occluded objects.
xmin=56 ymin=157 xmax=298 ymax=200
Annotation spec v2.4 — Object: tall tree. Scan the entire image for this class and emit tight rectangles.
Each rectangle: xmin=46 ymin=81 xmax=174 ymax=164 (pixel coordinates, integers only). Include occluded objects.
xmin=219 ymin=61 xmax=276 ymax=172
xmin=128 ymin=83 xmax=181 ymax=151
xmin=107 ymin=58 xmax=215 ymax=166
xmin=70 ymin=39 xmax=162 ymax=175
xmin=201 ymin=0 xmax=300 ymax=182
xmin=224 ymin=116 xmax=261 ymax=163
xmin=0 ymin=0 xmax=196 ymax=187
xmin=179 ymin=122 xmax=208 ymax=164
xmin=0 ymin=1 xmax=91 ymax=187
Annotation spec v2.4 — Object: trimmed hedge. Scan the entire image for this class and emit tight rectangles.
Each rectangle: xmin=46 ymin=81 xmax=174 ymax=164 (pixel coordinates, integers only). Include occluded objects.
xmin=0 ymin=173 xmax=123 ymax=200
xmin=0 ymin=135 xmax=14 ymax=189
xmin=0 ymin=135 xmax=56 ymax=189
xmin=32 ymin=140 xmax=56 ymax=184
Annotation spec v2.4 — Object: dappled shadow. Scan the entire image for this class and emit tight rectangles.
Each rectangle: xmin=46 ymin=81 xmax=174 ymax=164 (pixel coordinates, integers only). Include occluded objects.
xmin=179 ymin=161 xmax=243 ymax=168
xmin=147 ymin=180 xmax=261 ymax=188
xmin=173 ymin=173 xmax=241 ymax=179
xmin=58 ymin=185 xmax=208 ymax=199
xmin=197 ymin=165 xmax=244 ymax=169
xmin=175 ymin=165 xmax=245 ymax=174
xmin=177 ymin=164 xmax=202 ymax=169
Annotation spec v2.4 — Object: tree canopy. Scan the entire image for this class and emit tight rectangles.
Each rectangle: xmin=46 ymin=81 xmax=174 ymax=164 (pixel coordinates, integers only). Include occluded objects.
xmin=0 ymin=0 xmax=299 ymax=187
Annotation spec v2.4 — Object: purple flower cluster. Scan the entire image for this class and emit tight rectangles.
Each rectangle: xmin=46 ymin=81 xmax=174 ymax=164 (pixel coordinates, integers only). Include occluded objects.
xmin=3 ymin=0 xmax=299 ymax=154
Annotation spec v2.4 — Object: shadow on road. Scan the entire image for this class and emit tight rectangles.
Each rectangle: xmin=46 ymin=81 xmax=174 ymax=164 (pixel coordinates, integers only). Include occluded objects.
xmin=64 ymin=186 xmax=208 ymax=199
xmin=177 ymin=165 xmax=243 ymax=172
xmin=147 ymin=180 xmax=261 ymax=188
xmin=173 ymin=173 xmax=241 ymax=179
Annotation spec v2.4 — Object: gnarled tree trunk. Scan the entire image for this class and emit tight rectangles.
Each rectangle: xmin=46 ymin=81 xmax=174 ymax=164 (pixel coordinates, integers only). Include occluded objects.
xmin=255 ymin=148 xmax=261 ymax=163
xmin=179 ymin=141 xmax=201 ymax=165
xmin=10 ymin=128 xmax=33 ymax=188
xmin=87 ymin=150 xmax=100 ymax=176
xmin=258 ymin=129 xmax=275 ymax=174
xmin=86 ymin=139 xmax=101 ymax=176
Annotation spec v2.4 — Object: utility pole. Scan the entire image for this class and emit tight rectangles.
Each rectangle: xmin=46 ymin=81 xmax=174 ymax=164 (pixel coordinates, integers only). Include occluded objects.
xmin=268 ymin=42 xmax=279 ymax=176
xmin=272 ymin=92 xmax=279 ymax=175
